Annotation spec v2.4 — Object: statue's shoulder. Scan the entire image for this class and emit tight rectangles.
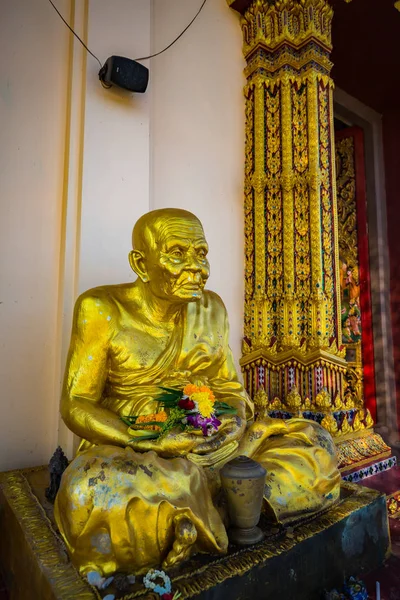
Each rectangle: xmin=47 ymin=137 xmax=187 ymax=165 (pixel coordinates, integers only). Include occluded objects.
xmin=202 ymin=290 xmax=228 ymax=317
xmin=74 ymin=284 xmax=123 ymax=317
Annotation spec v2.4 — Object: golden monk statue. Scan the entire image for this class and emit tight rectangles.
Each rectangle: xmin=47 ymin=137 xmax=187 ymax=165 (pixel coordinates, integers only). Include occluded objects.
xmin=55 ymin=208 xmax=340 ymax=576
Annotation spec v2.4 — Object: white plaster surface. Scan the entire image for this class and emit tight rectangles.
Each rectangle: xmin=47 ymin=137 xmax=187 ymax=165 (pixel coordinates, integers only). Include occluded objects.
xmin=150 ymin=0 xmax=245 ymax=366
xmin=0 ymin=0 xmax=246 ymax=468
xmin=0 ymin=0 xmax=70 ymax=470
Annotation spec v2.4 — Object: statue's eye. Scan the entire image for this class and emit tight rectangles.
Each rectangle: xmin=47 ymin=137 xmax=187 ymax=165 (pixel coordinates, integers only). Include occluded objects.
xmin=197 ymin=249 xmax=207 ymax=259
xmin=171 ymin=249 xmax=183 ymax=258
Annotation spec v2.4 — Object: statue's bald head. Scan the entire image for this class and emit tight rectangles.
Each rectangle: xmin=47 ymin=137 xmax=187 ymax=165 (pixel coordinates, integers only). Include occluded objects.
xmin=132 ymin=208 xmax=204 ymax=253
xmin=129 ymin=208 xmax=209 ymax=301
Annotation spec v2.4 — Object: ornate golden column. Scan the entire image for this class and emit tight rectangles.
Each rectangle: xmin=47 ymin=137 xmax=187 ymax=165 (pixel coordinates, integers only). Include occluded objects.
xmin=228 ymin=0 xmax=391 ymax=469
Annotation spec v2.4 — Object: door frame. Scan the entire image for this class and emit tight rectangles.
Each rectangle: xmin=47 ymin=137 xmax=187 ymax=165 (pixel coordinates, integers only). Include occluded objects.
xmin=334 ymin=87 xmax=397 ymax=445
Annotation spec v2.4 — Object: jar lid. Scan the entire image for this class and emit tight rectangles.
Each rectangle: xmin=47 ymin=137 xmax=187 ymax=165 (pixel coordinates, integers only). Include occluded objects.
xmin=220 ymin=455 xmax=266 ymax=479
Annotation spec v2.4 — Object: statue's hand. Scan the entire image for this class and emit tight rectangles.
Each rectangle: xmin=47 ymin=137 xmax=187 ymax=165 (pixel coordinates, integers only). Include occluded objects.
xmin=191 ymin=414 xmax=246 ymax=455
xmin=128 ymin=428 xmax=212 ymax=458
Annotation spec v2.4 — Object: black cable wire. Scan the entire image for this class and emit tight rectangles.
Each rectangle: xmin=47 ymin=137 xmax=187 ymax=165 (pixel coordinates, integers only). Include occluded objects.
xmin=47 ymin=0 xmax=103 ymax=69
xmin=47 ymin=0 xmax=207 ymax=68
xmin=135 ymin=0 xmax=208 ymax=61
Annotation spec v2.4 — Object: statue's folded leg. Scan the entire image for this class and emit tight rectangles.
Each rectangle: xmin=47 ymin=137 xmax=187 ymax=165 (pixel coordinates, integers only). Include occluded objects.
xmin=163 ymin=514 xmax=198 ymax=570
xmin=54 ymin=446 xmax=228 ymax=576
xmin=238 ymin=418 xmax=341 ymax=524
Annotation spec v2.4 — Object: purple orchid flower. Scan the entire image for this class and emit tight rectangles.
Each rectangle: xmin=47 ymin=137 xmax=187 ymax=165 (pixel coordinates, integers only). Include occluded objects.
xmin=186 ymin=414 xmax=221 ymax=436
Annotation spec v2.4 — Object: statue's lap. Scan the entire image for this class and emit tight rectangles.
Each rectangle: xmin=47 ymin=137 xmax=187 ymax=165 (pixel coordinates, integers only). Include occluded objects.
xmin=55 ymin=419 xmax=340 ymax=576
xmin=55 ymin=446 xmax=228 ymax=575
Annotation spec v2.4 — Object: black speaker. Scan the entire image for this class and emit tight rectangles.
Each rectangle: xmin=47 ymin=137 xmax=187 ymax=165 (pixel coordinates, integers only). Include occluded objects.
xmin=99 ymin=56 xmax=149 ymax=93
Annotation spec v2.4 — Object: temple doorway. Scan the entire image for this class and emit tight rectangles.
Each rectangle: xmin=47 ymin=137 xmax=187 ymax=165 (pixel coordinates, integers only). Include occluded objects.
xmin=334 ymin=123 xmax=377 ymax=422
xmin=331 ymin=0 xmax=400 ymax=445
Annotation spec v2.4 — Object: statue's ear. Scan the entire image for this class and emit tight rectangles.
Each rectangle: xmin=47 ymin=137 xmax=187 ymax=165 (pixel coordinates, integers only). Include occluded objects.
xmin=129 ymin=250 xmax=149 ymax=282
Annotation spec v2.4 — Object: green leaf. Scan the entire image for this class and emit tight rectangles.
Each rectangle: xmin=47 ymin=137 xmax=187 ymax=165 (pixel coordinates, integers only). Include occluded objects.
xmin=214 ymin=402 xmax=237 ymax=413
xmin=130 ymin=421 xmax=165 ymax=431
xmin=128 ymin=432 xmax=160 ymax=441
xmin=214 ymin=401 xmax=232 ymax=409
xmin=214 ymin=406 xmax=237 ymax=416
xmin=157 ymin=393 xmax=181 ymax=404
xmin=120 ymin=416 xmax=137 ymax=426
xmin=159 ymin=386 xmax=182 ymax=395
xmin=159 ymin=396 xmax=179 ymax=404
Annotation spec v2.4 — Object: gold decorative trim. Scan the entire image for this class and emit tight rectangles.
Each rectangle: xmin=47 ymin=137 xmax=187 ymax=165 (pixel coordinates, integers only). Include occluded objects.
xmin=238 ymin=0 xmax=334 ymax=56
xmin=339 ymin=451 xmax=392 ymax=473
xmin=240 ymin=346 xmax=347 ymax=367
xmin=387 ymin=490 xmax=400 ymax=520
xmin=336 ymin=432 xmax=391 ymax=470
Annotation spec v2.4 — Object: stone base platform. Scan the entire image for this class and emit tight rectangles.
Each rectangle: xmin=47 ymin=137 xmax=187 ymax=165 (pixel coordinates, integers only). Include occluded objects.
xmin=0 ymin=466 xmax=391 ymax=600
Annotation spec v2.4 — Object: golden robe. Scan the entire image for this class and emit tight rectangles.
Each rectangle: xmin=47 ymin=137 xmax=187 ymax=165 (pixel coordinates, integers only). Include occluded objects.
xmin=55 ymin=289 xmax=340 ymax=575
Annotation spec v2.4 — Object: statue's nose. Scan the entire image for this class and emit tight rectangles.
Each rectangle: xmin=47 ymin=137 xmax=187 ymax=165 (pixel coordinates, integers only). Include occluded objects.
xmin=186 ymin=254 xmax=203 ymax=272
xmin=186 ymin=260 xmax=202 ymax=273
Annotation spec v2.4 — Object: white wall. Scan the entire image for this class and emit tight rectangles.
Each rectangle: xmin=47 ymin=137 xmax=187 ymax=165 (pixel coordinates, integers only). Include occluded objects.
xmin=57 ymin=0 xmax=152 ymax=454
xmin=78 ymin=0 xmax=151 ymax=292
xmin=0 ymin=0 xmax=245 ymax=469
xmin=151 ymin=0 xmax=245 ymax=364
xmin=0 ymin=0 xmax=70 ymax=470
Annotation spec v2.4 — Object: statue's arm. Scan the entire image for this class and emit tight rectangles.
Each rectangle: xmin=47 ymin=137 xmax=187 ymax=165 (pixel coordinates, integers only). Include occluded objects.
xmin=60 ymin=293 xmax=131 ymax=447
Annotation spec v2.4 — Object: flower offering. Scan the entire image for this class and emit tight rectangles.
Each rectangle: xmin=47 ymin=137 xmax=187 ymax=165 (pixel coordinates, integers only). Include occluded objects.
xmin=121 ymin=384 xmax=236 ymax=441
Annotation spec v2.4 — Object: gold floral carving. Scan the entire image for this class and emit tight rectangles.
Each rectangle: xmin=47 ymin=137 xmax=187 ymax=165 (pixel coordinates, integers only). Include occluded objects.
xmin=341 ymin=415 xmax=352 ymax=436
xmin=334 ymin=392 xmax=343 ymax=410
xmin=286 ymin=386 xmax=303 ymax=413
xmin=265 ymin=81 xmax=283 ymax=343
xmin=315 ymin=388 xmax=332 ymax=411
xmin=318 ymin=79 xmax=337 ymax=342
xmin=335 ymin=134 xmax=369 ymax=420
xmin=336 ymin=433 xmax=391 ymax=470
xmin=292 ymin=80 xmax=311 ymax=344
xmin=238 ymin=0 xmax=334 ymax=57
xmin=365 ymin=409 xmax=374 ymax=429
xmin=321 ymin=414 xmax=339 ymax=437
xmin=336 ymin=136 xmax=358 ymax=268
xmin=253 ymin=78 xmax=267 ymax=307
xmin=253 ymin=387 xmax=269 ymax=420
xmin=344 ymin=366 xmax=364 ymax=408
xmin=352 ymin=412 xmax=365 ymax=433
xmin=243 ymin=84 xmax=255 ymax=341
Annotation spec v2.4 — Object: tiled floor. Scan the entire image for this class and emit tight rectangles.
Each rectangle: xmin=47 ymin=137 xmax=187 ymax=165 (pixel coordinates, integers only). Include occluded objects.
xmin=361 ymin=465 xmax=400 ymax=496
xmin=1 ymin=468 xmax=399 ymax=600
xmin=365 ymin=511 xmax=400 ymax=598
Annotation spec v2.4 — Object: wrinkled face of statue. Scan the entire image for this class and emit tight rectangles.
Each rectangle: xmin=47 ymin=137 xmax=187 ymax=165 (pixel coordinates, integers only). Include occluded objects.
xmin=145 ymin=217 xmax=210 ymax=303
